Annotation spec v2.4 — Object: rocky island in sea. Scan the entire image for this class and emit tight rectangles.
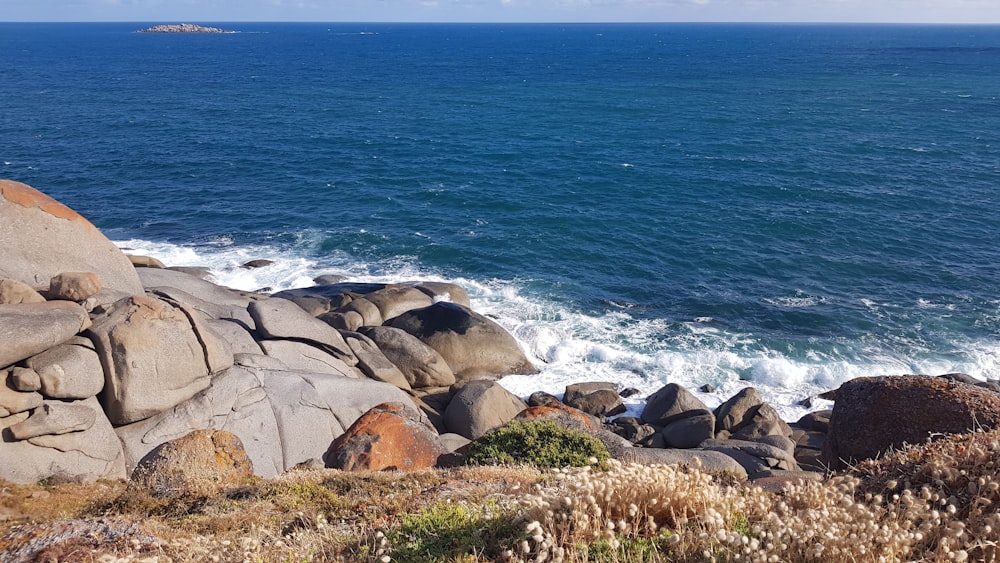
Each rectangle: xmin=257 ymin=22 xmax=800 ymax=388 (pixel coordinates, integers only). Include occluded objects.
xmin=137 ymin=23 xmax=234 ymax=33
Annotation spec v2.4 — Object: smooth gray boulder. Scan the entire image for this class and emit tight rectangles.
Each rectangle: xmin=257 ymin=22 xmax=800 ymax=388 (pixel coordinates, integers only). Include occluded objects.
xmin=364 ymin=285 xmax=433 ymax=322
xmin=344 ymin=332 xmax=411 ymax=390
xmin=714 ymin=387 xmax=764 ymax=434
xmin=360 ymin=326 xmax=456 ymax=388
xmin=8 ymin=400 xmax=97 ymax=440
xmin=0 ymin=301 xmax=91 ymax=369
xmin=615 ymin=447 xmax=748 ymax=479
xmin=661 ymin=410 xmax=716 ymax=448
xmin=0 ymin=396 xmax=126 ymax=483
xmin=408 ymin=281 xmax=471 ymax=309
xmin=564 ymin=381 xmax=617 ymax=405
xmin=0 ymin=179 xmax=144 ymax=295
xmin=337 ymin=297 xmax=383 ymax=327
xmin=0 ymin=278 xmax=45 ymax=304
xmin=205 ymin=318 xmax=263 ymax=355
xmin=641 ymin=383 xmax=710 ymax=426
xmin=565 ymin=388 xmax=626 ymax=418
xmin=25 ymin=336 xmax=104 ymax=400
xmin=86 ymin=295 xmax=233 ymax=425
xmin=443 ymin=380 xmax=527 ymax=440
xmin=147 ymin=285 xmax=255 ymax=329
xmin=9 ymin=366 xmax=41 ymax=392
xmin=387 ymin=302 xmax=537 ymax=380
xmin=0 ymin=383 xmax=42 ymax=417
xmin=250 ymin=298 xmax=354 ymax=360
xmin=259 ymin=340 xmax=363 ymax=378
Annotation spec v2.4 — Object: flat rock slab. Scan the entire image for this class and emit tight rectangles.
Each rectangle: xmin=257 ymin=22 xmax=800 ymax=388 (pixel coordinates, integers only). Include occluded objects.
xmin=250 ymin=298 xmax=354 ymax=359
xmin=9 ymin=400 xmax=97 ymax=440
xmin=0 ymin=301 xmax=91 ymax=369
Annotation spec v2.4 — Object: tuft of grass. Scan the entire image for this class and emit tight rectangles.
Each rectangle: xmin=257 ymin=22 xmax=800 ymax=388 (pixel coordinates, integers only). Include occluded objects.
xmin=464 ymin=420 xmax=610 ymax=469
xmin=386 ymin=500 xmax=524 ymax=562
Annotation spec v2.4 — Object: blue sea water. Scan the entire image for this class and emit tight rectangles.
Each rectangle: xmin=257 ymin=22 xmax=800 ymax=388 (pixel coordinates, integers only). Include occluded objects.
xmin=2 ymin=22 xmax=999 ymax=418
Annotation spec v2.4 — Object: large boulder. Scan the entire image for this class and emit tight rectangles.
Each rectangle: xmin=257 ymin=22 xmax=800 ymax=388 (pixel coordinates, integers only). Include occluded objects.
xmin=0 ymin=301 xmax=91 ymax=369
xmin=117 ymin=365 xmax=423 ymax=478
xmin=258 ymin=340 xmax=363 ymax=378
xmin=408 ymin=281 xmax=471 ymax=309
xmin=343 ymin=332 xmax=410 ymax=390
xmin=325 ymin=402 xmax=443 ymax=471
xmin=86 ymin=295 xmax=233 ymax=425
xmin=823 ymin=375 xmax=1000 ymax=469
xmin=132 ymin=430 xmax=253 ymax=496
xmin=641 ymin=383 xmax=710 ymax=426
xmin=443 ymin=380 xmax=527 ymax=440
xmin=0 ymin=396 xmax=126 ymax=483
xmin=386 ymin=302 xmax=536 ymax=380
xmin=360 ymin=326 xmax=456 ymax=388
xmin=24 ymin=336 xmax=105 ymax=400
xmin=249 ymin=298 xmax=354 ymax=360
xmin=0 ymin=179 xmax=144 ymax=294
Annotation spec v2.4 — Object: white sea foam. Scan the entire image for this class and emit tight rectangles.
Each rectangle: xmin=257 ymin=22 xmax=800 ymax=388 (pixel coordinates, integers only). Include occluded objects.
xmin=116 ymin=237 xmax=1000 ymax=424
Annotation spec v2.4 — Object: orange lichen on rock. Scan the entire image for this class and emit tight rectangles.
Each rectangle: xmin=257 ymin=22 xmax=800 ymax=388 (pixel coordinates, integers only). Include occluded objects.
xmin=0 ymin=179 xmax=92 ymax=225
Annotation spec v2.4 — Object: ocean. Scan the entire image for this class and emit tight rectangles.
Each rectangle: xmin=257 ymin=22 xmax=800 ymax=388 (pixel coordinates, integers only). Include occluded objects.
xmin=2 ymin=22 xmax=999 ymax=421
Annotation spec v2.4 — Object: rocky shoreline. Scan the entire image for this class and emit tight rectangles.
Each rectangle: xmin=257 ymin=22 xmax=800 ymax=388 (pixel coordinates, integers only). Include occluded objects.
xmin=3 ymin=178 xmax=1000 ymax=491
xmin=137 ymin=24 xmax=234 ymax=34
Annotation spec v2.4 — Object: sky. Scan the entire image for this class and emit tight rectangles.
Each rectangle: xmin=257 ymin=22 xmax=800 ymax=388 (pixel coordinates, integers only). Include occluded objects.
xmin=2 ymin=0 xmax=1000 ymax=24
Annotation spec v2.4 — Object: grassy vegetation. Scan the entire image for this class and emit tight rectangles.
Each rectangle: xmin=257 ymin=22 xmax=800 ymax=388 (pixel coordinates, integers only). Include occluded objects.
xmin=464 ymin=420 xmax=610 ymax=469
xmin=4 ymin=427 xmax=1000 ymax=561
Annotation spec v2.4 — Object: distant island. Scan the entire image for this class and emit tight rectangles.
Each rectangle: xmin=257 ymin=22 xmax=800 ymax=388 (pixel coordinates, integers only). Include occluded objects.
xmin=137 ymin=23 xmax=235 ymax=33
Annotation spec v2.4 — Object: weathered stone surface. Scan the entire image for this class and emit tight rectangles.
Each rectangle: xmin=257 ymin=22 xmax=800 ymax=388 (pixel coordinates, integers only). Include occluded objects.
xmin=0 ymin=279 xmax=45 ymax=304
xmin=137 ymin=268 xmax=257 ymax=322
xmin=360 ymin=326 xmax=456 ymax=389
xmin=564 ymin=382 xmax=617 ymax=406
xmin=147 ymin=285 xmax=255 ymax=329
xmin=338 ymin=297 xmax=383 ymax=327
xmin=48 ymin=272 xmax=101 ymax=302
xmin=824 ymin=375 xmax=1000 ymax=469
xmin=0 ymin=384 xmax=42 ymax=417
xmin=205 ymin=318 xmax=263 ymax=355
xmin=133 ymin=430 xmax=253 ymax=496
xmin=8 ymin=400 xmax=97 ymax=440
xmin=700 ymin=438 xmax=799 ymax=476
xmin=409 ymin=281 xmax=472 ymax=309
xmin=566 ymin=389 xmax=626 ymax=418
xmin=325 ymin=402 xmax=442 ymax=471
xmin=387 ymin=302 xmax=537 ymax=380
xmin=661 ymin=411 xmax=715 ymax=448
xmin=9 ymin=367 xmax=41 ymax=392
xmin=409 ymin=386 xmax=453 ymax=433
xmin=115 ymin=366 xmax=282 ymax=478
xmin=641 ymin=383 xmax=710 ymax=426
xmin=249 ymin=298 xmax=354 ymax=359
xmin=730 ymin=403 xmax=793 ymax=440
xmin=0 ymin=301 xmax=91 ymax=369
xmin=0 ymin=397 xmax=126 ymax=484
xmin=86 ymin=295 xmax=230 ymax=425
xmin=127 ymin=254 xmax=166 ymax=268
xmin=313 ymin=274 xmax=347 ymax=285
xmin=25 ymin=337 xmax=104 ymax=400
xmin=344 ymin=332 xmax=411 ymax=390
xmin=797 ymin=409 xmax=832 ymax=432
xmin=276 ymin=294 xmax=330 ymax=317
xmin=166 ymin=265 xmax=212 ymax=279
xmin=714 ymin=387 xmax=764 ymax=434
xmin=444 ymin=380 xmax=526 ymax=439
xmin=320 ymin=310 xmax=364 ymax=331
xmin=259 ymin=340 xmax=363 ymax=378
xmin=615 ymin=448 xmax=748 ymax=479
xmin=606 ymin=416 xmax=658 ymax=444
xmin=527 ymin=391 xmax=561 ymax=407
xmin=0 ymin=179 xmax=144 ymax=295
xmin=364 ymin=286 xmax=433 ymax=322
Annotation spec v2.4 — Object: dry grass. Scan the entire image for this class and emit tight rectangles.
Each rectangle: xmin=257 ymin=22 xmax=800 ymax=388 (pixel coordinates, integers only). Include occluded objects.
xmin=4 ymin=429 xmax=1000 ymax=562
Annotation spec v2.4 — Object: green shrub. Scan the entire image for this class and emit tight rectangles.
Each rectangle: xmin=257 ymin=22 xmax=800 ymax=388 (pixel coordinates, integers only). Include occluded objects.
xmin=464 ymin=420 xmax=610 ymax=468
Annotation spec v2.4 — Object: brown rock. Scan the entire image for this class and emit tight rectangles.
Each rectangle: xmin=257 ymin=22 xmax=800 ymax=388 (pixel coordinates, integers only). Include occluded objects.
xmin=133 ymin=429 xmax=253 ymax=496
xmin=641 ymin=383 xmax=709 ymax=426
xmin=48 ymin=272 xmax=102 ymax=301
xmin=823 ymin=375 xmax=1000 ymax=469
xmin=0 ymin=279 xmax=45 ymax=304
xmin=324 ymin=402 xmax=442 ymax=471
xmin=714 ymin=387 xmax=763 ymax=434
xmin=127 ymin=254 xmax=166 ymax=268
